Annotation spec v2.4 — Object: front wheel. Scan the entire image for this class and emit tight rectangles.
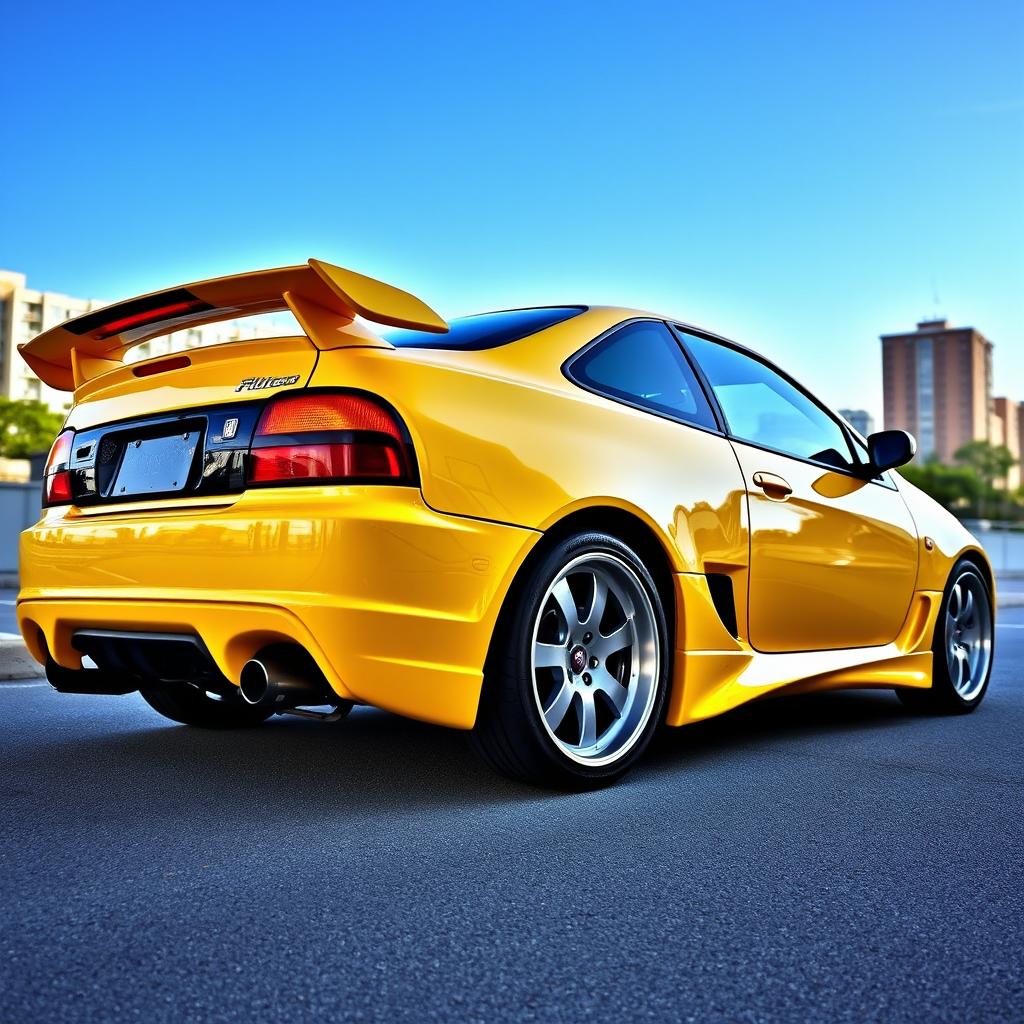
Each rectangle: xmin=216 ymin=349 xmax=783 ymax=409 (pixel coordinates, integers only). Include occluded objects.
xmin=897 ymin=559 xmax=994 ymax=714
xmin=473 ymin=531 xmax=669 ymax=789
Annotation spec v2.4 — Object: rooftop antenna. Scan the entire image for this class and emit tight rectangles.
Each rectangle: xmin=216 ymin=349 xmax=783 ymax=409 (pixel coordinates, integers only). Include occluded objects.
xmin=929 ymin=275 xmax=944 ymax=321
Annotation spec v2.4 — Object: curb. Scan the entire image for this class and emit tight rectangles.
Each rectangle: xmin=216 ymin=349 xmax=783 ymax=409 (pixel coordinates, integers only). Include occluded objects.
xmin=0 ymin=638 xmax=43 ymax=681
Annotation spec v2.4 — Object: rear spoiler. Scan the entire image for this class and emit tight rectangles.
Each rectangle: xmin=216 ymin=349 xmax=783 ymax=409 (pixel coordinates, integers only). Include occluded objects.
xmin=19 ymin=258 xmax=448 ymax=391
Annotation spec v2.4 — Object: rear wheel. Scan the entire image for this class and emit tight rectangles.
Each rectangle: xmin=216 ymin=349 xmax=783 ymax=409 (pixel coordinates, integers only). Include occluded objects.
xmin=140 ymin=681 xmax=273 ymax=729
xmin=897 ymin=559 xmax=994 ymax=714
xmin=473 ymin=531 xmax=669 ymax=788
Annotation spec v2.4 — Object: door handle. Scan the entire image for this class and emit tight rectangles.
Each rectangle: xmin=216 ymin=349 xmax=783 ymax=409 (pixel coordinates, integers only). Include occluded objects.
xmin=752 ymin=471 xmax=793 ymax=500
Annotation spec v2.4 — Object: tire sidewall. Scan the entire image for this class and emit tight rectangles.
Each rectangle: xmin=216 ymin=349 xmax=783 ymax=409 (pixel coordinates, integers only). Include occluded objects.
xmin=931 ymin=559 xmax=995 ymax=711
xmin=501 ymin=530 xmax=670 ymax=786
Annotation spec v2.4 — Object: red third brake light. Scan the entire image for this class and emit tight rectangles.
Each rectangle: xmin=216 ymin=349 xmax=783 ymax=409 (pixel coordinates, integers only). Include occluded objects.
xmin=248 ymin=392 xmax=412 ymax=485
xmin=92 ymin=298 xmax=209 ymax=340
xmin=44 ymin=429 xmax=75 ymax=506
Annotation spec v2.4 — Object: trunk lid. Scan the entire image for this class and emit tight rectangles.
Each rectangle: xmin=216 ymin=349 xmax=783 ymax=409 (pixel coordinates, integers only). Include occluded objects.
xmin=62 ymin=337 xmax=318 ymax=508
xmin=65 ymin=334 xmax=318 ymax=430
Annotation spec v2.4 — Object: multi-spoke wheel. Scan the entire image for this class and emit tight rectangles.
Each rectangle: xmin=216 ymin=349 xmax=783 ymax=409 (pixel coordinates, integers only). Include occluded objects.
xmin=943 ymin=571 xmax=992 ymax=701
xmin=473 ymin=531 xmax=669 ymax=788
xmin=897 ymin=559 xmax=994 ymax=714
xmin=532 ymin=553 xmax=660 ymax=766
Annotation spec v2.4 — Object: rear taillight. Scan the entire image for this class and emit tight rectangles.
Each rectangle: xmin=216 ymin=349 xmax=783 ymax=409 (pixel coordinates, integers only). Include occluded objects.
xmin=43 ymin=429 xmax=75 ymax=506
xmin=247 ymin=392 xmax=414 ymax=486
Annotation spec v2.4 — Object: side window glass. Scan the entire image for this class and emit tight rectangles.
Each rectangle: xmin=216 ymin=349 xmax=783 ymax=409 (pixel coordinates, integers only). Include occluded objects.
xmin=571 ymin=321 xmax=716 ymax=430
xmin=681 ymin=332 xmax=855 ymax=468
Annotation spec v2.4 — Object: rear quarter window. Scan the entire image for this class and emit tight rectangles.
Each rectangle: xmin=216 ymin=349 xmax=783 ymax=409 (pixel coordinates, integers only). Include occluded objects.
xmin=567 ymin=320 xmax=718 ymax=430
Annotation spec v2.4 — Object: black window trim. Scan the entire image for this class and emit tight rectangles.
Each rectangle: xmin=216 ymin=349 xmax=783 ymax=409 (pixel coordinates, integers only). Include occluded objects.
xmin=561 ymin=317 xmax=728 ymax=437
xmin=563 ymin=315 xmax=897 ymax=491
xmin=667 ymin=322 xmax=898 ymax=490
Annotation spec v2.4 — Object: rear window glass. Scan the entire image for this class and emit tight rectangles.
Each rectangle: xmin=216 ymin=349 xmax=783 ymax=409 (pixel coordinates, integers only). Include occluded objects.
xmin=381 ymin=306 xmax=585 ymax=351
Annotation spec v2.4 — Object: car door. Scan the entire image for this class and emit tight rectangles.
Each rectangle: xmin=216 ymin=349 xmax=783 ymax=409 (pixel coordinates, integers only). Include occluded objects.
xmin=678 ymin=329 xmax=919 ymax=654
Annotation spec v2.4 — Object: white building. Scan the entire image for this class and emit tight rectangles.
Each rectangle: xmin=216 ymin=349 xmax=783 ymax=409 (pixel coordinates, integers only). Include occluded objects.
xmin=0 ymin=270 xmax=286 ymax=412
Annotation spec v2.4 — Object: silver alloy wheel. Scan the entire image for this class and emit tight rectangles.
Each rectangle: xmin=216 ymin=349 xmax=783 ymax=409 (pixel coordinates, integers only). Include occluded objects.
xmin=530 ymin=552 xmax=660 ymax=767
xmin=945 ymin=570 xmax=993 ymax=701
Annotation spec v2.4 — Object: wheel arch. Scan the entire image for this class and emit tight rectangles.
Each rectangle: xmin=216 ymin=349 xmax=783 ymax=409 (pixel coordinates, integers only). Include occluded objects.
xmin=920 ymin=546 xmax=996 ymax=660
xmin=957 ymin=546 xmax=993 ymax=584
xmin=954 ymin=546 xmax=995 ymax=604
xmin=484 ymin=502 xmax=678 ymax=674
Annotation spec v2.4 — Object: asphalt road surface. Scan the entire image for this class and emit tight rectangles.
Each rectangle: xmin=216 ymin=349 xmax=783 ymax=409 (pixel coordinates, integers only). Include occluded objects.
xmin=2 ymin=609 xmax=1022 ymax=1023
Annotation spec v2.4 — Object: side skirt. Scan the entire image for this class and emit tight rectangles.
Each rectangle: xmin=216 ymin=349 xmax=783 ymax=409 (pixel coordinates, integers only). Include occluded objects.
xmin=665 ymin=576 xmax=942 ymax=727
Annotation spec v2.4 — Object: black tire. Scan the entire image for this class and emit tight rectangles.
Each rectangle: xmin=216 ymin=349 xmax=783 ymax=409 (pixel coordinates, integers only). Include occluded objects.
xmin=896 ymin=558 xmax=994 ymax=714
xmin=140 ymin=681 xmax=273 ymax=729
xmin=472 ymin=530 xmax=670 ymax=789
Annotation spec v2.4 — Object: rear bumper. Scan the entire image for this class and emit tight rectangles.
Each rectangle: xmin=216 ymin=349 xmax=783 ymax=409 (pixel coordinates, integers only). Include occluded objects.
xmin=18 ymin=486 xmax=539 ymax=729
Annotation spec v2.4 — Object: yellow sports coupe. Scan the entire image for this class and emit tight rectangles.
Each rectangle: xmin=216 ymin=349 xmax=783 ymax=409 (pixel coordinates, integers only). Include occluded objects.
xmin=17 ymin=259 xmax=995 ymax=787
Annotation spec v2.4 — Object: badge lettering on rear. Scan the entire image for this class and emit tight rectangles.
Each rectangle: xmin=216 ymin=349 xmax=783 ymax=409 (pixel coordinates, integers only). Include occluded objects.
xmin=222 ymin=417 xmax=239 ymax=440
xmin=235 ymin=375 xmax=301 ymax=393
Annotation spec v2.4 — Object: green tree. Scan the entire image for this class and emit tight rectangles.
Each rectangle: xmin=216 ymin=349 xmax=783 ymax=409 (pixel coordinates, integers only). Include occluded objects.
xmin=900 ymin=461 xmax=982 ymax=514
xmin=953 ymin=440 xmax=1018 ymax=518
xmin=0 ymin=398 xmax=65 ymax=459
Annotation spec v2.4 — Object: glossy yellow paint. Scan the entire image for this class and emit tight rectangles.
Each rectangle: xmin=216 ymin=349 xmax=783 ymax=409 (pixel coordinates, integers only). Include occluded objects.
xmin=665 ymin=575 xmax=942 ymax=726
xmin=728 ymin=443 xmax=920 ymax=652
xmin=18 ymin=288 xmax=993 ymax=733
xmin=896 ymin=476 xmax=993 ymax=594
xmin=19 ymin=487 xmax=539 ymax=729
xmin=69 ymin=335 xmax=318 ymax=416
xmin=19 ymin=258 xmax=448 ymax=390
xmin=310 ymin=316 xmax=750 ymax=575
xmin=307 ymin=259 xmax=448 ymax=333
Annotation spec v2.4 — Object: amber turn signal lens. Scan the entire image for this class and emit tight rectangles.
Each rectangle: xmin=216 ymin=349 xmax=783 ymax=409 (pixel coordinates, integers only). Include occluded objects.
xmin=255 ymin=394 xmax=402 ymax=440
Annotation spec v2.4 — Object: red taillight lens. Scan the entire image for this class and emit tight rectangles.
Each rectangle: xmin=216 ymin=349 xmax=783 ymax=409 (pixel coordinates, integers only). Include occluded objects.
xmin=47 ymin=471 xmax=73 ymax=504
xmin=248 ymin=392 xmax=412 ymax=486
xmin=44 ymin=429 xmax=75 ymax=506
xmin=250 ymin=444 xmax=402 ymax=482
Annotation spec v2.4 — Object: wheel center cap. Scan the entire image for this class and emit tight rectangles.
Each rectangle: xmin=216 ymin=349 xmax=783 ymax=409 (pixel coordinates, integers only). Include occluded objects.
xmin=569 ymin=645 xmax=588 ymax=674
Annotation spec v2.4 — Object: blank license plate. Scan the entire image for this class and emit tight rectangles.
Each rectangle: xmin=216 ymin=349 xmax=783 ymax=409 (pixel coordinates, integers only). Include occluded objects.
xmin=111 ymin=430 xmax=200 ymax=497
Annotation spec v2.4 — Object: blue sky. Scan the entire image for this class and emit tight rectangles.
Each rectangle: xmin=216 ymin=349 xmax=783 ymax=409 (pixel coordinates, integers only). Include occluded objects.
xmin=2 ymin=0 xmax=1022 ymax=423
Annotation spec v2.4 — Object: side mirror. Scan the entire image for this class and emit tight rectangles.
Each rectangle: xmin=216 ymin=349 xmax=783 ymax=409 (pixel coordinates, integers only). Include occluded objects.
xmin=866 ymin=429 xmax=916 ymax=473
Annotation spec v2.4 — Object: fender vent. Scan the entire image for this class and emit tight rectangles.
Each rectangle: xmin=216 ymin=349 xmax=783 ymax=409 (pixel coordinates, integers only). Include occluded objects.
xmin=706 ymin=573 xmax=739 ymax=638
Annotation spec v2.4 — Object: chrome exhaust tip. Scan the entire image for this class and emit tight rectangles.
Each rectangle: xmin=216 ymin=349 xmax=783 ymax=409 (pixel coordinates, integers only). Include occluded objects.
xmin=238 ymin=659 xmax=273 ymax=706
xmin=238 ymin=649 xmax=331 ymax=710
